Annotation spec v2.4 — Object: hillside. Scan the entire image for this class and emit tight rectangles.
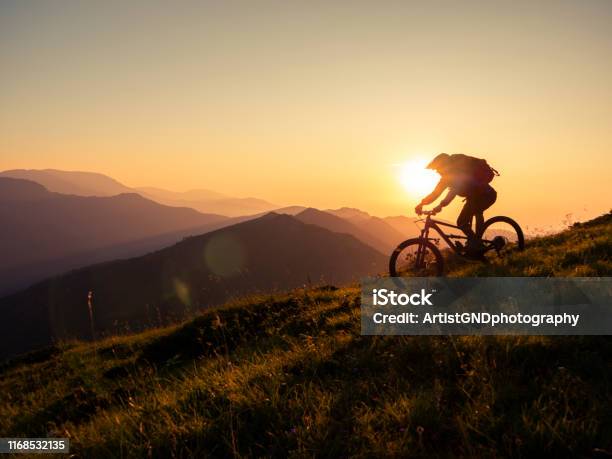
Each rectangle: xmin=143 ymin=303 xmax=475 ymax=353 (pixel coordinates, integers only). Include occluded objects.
xmin=0 ymin=212 xmax=609 ymax=457
xmin=0 ymin=213 xmax=386 ymax=360
xmin=0 ymin=178 xmax=228 ymax=296
xmin=295 ymin=208 xmax=388 ymax=254
xmin=326 ymin=207 xmax=413 ymax=253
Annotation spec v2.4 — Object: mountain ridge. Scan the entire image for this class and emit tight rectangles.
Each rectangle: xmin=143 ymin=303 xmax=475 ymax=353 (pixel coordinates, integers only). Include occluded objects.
xmin=1 ymin=168 xmax=280 ymax=217
xmin=295 ymin=207 xmax=389 ymax=254
xmin=0 ymin=169 xmax=133 ymax=196
xmin=0 ymin=177 xmax=229 ymax=295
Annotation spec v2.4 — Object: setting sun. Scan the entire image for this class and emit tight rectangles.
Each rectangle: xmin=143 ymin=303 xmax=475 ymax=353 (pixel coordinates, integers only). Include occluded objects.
xmin=398 ymin=158 xmax=440 ymax=197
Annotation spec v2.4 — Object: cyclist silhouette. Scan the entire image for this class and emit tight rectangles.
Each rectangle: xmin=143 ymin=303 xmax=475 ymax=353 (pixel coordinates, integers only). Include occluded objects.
xmin=415 ymin=153 xmax=498 ymax=256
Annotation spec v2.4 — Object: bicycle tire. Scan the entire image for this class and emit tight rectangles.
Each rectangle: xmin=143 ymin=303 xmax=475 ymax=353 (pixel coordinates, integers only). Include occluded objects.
xmin=478 ymin=216 xmax=525 ymax=251
xmin=389 ymin=238 xmax=444 ymax=277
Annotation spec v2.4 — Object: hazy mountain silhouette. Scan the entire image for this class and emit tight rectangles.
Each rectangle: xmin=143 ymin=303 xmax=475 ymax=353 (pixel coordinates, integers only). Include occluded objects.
xmin=326 ymin=207 xmax=372 ymax=220
xmin=383 ymin=215 xmax=421 ymax=238
xmin=268 ymin=205 xmax=308 ymax=216
xmin=136 ymin=186 xmax=228 ymax=201
xmin=0 ymin=178 xmax=229 ymax=295
xmin=295 ymin=208 xmax=388 ymax=254
xmin=136 ymin=186 xmax=279 ymax=217
xmin=0 ymin=212 xmax=385 ymax=359
xmin=326 ymin=207 xmax=408 ymax=253
xmin=0 ymin=169 xmax=133 ymax=196
xmin=0 ymin=168 xmax=283 ymax=217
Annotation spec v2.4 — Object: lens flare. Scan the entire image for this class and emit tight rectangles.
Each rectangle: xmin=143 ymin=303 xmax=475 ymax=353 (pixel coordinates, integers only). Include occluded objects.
xmin=204 ymin=234 xmax=246 ymax=277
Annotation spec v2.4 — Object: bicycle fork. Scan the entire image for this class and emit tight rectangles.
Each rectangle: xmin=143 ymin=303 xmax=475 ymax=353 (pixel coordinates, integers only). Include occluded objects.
xmin=415 ymin=226 xmax=430 ymax=269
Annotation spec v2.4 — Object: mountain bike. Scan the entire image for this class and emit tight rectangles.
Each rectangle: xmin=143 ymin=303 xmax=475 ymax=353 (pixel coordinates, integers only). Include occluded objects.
xmin=389 ymin=210 xmax=524 ymax=276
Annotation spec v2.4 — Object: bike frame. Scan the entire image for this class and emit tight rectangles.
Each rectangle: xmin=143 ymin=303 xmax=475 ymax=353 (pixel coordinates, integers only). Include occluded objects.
xmin=403 ymin=212 xmax=521 ymax=273
xmin=420 ymin=215 xmax=468 ymax=253
xmin=413 ymin=214 xmax=469 ymax=268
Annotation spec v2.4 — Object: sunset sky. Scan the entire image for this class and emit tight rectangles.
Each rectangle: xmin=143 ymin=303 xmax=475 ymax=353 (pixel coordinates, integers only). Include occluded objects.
xmin=1 ymin=0 xmax=610 ymax=228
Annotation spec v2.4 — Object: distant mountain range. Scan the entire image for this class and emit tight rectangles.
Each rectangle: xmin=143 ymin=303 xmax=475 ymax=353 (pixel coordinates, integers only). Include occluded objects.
xmin=326 ymin=207 xmax=420 ymax=252
xmin=0 ymin=169 xmax=133 ymax=196
xmin=0 ymin=169 xmax=279 ymax=217
xmin=0 ymin=170 xmax=420 ymax=296
xmin=296 ymin=208 xmax=395 ymax=254
xmin=136 ymin=186 xmax=279 ymax=217
xmin=0 ymin=213 xmax=386 ymax=359
xmin=0 ymin=177 xmax=229 ymax=296
xmin=323 ymin=208 xmax=423 ymax=240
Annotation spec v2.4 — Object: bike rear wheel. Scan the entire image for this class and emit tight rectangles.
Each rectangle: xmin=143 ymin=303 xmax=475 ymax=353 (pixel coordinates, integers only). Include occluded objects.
xmin=478 ymin=216 xmax=525 ymax=258
xmin=389 ymin=238 xmax=444 ymax=277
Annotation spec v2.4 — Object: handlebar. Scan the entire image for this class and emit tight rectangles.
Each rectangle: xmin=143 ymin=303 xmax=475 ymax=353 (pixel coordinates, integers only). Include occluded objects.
xmin=416 ymin=209 xmax=438 ymax=216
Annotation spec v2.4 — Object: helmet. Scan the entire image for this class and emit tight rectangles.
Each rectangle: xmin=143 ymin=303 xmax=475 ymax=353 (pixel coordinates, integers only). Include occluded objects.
xmin=426 ymin=153 xmax=450 ymax=170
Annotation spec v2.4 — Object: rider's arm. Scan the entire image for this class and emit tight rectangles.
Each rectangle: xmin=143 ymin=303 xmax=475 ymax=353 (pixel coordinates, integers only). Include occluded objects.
xmin=419 ymin=178 xmax=447 ymax=206
xmin=438 ymin=188 xmax=457 ymax=208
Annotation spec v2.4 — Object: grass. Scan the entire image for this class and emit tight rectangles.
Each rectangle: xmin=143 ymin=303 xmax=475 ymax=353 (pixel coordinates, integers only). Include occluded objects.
xmin=0 ymin=212 xmax=611 ymax=458
xmin=451 ymin=211 xmax=612 ymax=277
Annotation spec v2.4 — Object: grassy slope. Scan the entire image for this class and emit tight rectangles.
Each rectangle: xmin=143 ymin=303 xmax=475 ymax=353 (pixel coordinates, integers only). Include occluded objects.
xmin=1 ymin=212 xmax=610 ymax=458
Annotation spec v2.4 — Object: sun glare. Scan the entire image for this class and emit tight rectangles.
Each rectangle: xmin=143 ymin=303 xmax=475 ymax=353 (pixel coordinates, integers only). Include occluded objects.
xmin=398 ymin=158 xmax=440 ymax=197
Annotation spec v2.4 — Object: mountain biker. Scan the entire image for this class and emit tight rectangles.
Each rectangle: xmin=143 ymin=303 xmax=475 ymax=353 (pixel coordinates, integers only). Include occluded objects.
xmin=414 ymin=153 xmax=498 ymax=256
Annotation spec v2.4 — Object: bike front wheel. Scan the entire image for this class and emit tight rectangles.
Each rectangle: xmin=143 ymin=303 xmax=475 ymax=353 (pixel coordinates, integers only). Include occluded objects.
xmin=389 ymin=238 xmax=444 ymax=277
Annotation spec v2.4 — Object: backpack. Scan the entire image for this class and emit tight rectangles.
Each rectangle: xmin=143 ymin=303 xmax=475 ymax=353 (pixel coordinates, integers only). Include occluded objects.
xmin=473 ymin=158 xmax=499 ymax=184
xmin=450 ymin=154 xmax=499 ymax=185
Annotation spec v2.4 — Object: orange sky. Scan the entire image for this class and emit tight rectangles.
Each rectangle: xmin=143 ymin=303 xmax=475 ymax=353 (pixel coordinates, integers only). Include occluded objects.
xmin=1 ymin=1 xmax=610 ymax=228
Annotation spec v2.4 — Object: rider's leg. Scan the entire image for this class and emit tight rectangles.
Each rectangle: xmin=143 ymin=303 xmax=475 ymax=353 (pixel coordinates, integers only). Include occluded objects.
xmin=463 ymin=186 xmax=497 ymax=258
xmin=474 ymin=185 xmax=497 ymax=236
xmin=457 ymin=200 xmax=477 ymax=241
xmin=459 ymin=186 xmax=496 ymax=257
xmin=457 ymin=200 xmax=483 ymax=257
